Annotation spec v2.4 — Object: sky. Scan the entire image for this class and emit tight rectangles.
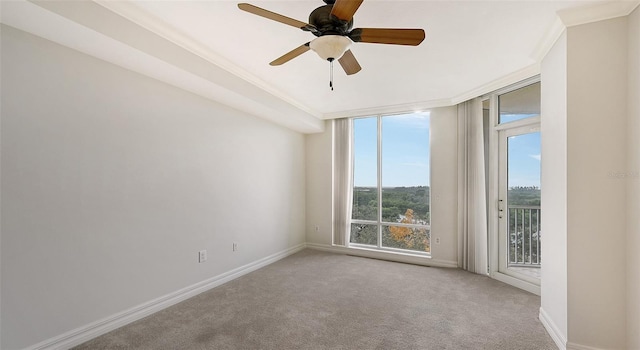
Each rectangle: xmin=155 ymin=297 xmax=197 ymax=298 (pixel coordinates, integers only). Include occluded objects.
xmin=353 ymin=112 xmax=430 ymax=187
xmin=507 ymin=131 xmax=541 ymax=188
xmin=353 ymin=112 xmax=540 ymax=188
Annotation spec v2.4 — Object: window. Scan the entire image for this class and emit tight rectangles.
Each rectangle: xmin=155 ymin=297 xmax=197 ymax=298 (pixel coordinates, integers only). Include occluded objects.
xmin=498 ymin=82 xmax=541 ymax=124
xmin=350 ymin=113 xmax=431 ymax=254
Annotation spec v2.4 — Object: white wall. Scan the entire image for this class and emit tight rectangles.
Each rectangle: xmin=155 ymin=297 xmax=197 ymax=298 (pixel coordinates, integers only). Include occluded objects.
xmin=541 ymin=16 xmax=632 ymax=349
xmin=627 ymin=5 xmax=640 ymax=350
xmin=566 ymin=17 xmax=628 ymax=349
xmin=540 ymin=30 xmax=568 ymax=346
xmin=304 ymin=107 xmax=459 ymax=266
xmin=1 ymin=25 xmax=306 ymax=350
xmin=305 ymin=120 xmax=333 ymax=245
xmin=429 ymin=106 xmax=459 ymax=265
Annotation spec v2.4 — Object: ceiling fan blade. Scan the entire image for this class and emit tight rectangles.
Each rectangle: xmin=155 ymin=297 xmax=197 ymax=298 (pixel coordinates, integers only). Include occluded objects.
xmin=350 ymin=28 xmax=426 ymax=46
xmin=270 ymin=43 xmax=310 ymax=66
xmin=338 ymin=49 xmax=362 ymax=75
xmin=330 ymin=0 xmax=363 ymax=22
xmin=238 ymin=3 xmax=309 ymax=29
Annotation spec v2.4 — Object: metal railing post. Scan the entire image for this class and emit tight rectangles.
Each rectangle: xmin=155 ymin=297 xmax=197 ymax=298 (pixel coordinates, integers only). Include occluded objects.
xmin=507 ymin=205 xmax=541 ymax=268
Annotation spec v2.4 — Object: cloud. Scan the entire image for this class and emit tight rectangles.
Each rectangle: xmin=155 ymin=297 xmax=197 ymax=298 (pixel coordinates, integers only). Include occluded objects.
xmin=529 ymin=154 xmax=541 ymax=161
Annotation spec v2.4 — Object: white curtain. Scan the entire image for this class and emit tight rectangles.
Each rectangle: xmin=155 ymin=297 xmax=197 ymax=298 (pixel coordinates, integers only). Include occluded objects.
xmin=333 ymin=118 xmax=353 ymax=246
xmin=457 ymin=98 xmax=488 ymax=274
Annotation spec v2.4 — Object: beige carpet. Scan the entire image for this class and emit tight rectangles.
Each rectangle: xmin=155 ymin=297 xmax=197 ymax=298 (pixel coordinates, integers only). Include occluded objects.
xmin=74 ymin=249 xmax=555 ymax=349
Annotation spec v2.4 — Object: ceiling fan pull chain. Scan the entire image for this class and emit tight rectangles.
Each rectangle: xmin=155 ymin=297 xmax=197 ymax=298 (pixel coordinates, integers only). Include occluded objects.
xmin=329 ymin=59 xmax=334 ymax=91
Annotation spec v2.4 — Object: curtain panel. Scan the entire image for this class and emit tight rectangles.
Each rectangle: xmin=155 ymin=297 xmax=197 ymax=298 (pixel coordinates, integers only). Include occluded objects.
xmin=457 ymin=98 xmax=489 ymax=274
xmin=333 ymin=118 xmax=353 ymax=246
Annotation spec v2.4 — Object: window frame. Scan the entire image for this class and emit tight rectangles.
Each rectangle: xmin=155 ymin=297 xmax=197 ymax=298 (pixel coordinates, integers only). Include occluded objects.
xmin=349 ymin=113 xmax=432 ymax=256
xmin=494 ymin=79 xmax=541 ymax=130
xmin=485 ymin=75 xmax=542 ymax=295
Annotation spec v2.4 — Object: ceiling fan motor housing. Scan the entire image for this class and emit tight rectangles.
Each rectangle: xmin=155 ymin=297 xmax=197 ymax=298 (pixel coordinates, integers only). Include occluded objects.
xmin=309 ymin=35 xmax=352 ymax=61
xmin=309 ymin=4 xmax=353 ymax=36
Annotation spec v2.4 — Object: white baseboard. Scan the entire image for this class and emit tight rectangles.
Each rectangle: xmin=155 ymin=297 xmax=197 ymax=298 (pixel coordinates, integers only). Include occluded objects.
xmin=538 ymin=308 xmax=611 ymax=350
xmin=306 ymin=242 xmax=458 ymax=268
xmin=539 ymin=307 xmax=567 ymax=350
xmin=566 ymin=342 xmax=607 ymax=350
xmin=491 ymin=271 xmax=540 ymax=295
xmin=26 ymin=243 xmax=307 ymax=350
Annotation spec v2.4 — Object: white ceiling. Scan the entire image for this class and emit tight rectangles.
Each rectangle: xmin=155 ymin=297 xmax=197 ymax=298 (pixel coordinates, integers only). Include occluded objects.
xmin=2 ymin=0 xmax=638 ymax=132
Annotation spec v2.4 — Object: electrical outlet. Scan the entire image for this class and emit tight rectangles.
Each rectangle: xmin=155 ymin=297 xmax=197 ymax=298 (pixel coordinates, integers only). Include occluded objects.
xmin=435 ymin=237 xmax=441 ymax=245
xmin=315 ymin=226 xmax=320 ymax=232
xmin=198 ymin=250 xmax=207 ymax=263
xmin=233 ymin=242 xmax=238 ymax=252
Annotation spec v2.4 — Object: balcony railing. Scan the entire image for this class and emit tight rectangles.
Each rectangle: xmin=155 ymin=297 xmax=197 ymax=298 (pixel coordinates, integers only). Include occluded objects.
xmin=508 ymin=205 xmax=541 ymax=267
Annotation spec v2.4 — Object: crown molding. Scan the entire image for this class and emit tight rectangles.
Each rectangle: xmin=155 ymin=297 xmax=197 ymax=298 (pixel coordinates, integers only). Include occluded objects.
xmin=557 ymin=0 xmax=640 ymax=27
xmin=93 ymin=0 xmax=321 ymax=120
xmin=452 ymin=64 xmax=540 ymax=105
xmin=527 ymin=0 xmax=640 ymax=85
xmin=2 ymin=0 xmax=323 ymax=133
xmin=530 ymin=16 xmax=566 ymax=63
xmin=320 ymin=62 xmax=541 ymax=119
xmin=320 ymin=98 xmax=453 ymax=119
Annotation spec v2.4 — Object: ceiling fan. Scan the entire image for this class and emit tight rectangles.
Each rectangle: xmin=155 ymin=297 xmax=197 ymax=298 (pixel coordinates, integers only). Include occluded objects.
xmin=238 ymin=0 xmax=425 ymax=88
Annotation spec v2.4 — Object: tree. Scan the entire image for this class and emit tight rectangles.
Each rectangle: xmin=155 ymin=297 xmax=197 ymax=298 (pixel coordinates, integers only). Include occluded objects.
xmin=388 ymin=209 xmax=430 ymax=252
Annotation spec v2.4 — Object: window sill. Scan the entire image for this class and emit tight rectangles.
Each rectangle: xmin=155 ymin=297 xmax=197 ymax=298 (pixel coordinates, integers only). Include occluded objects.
xmin=348 ymin=243 xmax=431 ymax=258
xmin=307 ymin=243 xmax=458 ymax=269
xmin=346 ymin=245 xmax=461 ymax=268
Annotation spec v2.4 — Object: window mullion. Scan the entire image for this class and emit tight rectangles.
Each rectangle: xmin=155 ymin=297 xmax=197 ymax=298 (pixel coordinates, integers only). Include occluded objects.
xmin=377 ymin=115 xmax=383 ymax=249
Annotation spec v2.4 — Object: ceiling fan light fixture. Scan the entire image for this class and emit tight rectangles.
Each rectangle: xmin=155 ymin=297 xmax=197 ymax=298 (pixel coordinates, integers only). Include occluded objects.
xmin=309 ymin=35 xmax=352 ymax=61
